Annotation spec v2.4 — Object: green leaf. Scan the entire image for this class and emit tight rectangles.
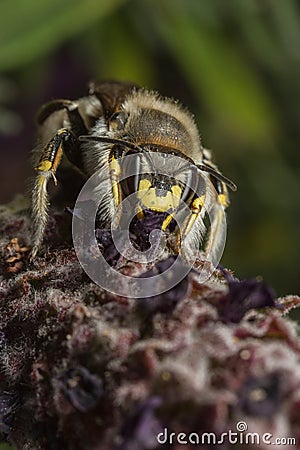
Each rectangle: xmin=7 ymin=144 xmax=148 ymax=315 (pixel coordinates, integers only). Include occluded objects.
xmin=146 ymin=0 xmax=278 ymax=147
xmin=0 ymin=0 xmax=127 ymax=71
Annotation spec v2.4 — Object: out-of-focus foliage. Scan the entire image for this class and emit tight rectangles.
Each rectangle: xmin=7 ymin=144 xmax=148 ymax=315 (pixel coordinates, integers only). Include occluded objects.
xmin=0 ymin=0 xmax=299 ymax=300
xmin=0 ymin=0 xmax=126 ymax=70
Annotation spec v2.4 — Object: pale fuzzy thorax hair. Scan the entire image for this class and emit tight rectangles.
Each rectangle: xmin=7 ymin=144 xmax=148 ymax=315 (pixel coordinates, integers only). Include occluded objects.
xmin=81 ymin=117 xmax=115 ymax=224
xmin=120 ymin=89 xmax=202 ymax=163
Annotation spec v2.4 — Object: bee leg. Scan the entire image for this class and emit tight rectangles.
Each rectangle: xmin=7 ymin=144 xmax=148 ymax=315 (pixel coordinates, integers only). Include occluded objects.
xmin=203 ymin=179 xmax=229 ymax=262
xmin=108 ymin=149 xmax=123 ymax=209
xmin=39 ymin=100 xmax=88 ymax=171
xmin=30 ymin=128 xmax=76 ymax=260
xmin=177 ymin=195 xmax=206 ymax=254
xmin=179 ymin=177 xmax=230 ymax=262
xmin=37 ymin=99 xmax=76 ymax=125
xmin=108 ymin=146 xmax=128 ymax=212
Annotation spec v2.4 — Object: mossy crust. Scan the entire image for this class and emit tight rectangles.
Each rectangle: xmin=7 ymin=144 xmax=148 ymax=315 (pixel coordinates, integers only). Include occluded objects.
xmin=0 ymin=197 xmax=300 ymax=450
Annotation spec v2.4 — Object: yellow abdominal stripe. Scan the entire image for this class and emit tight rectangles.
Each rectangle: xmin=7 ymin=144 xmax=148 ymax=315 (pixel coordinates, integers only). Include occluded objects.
xmin=137 ymin=179 xmax=182 ymax=212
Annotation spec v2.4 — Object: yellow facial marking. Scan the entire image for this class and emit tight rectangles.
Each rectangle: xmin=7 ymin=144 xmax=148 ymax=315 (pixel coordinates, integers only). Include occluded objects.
xmin=137 ymin=180 xmax=182 ymax=213
xmin=171 ymin=184 xmax=182 ymax=199
xmin=137 ymin=179 xmax=151 ymax=193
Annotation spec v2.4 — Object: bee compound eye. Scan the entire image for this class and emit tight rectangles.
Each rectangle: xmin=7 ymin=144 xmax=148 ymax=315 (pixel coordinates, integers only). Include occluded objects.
xmin=120 ymin=152 xmax=142 ymax=196
xmin=109 ymin=111 xmax=128 ymax=131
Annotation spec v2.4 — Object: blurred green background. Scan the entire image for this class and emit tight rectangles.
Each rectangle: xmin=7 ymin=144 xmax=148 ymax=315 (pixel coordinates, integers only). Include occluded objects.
xmin=0 ymin=0 xmax=299 ymax=319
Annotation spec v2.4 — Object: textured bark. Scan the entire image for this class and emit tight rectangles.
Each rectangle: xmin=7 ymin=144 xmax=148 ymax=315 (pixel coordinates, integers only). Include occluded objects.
xmin=0 ymin=196 xmax=300 ymax=450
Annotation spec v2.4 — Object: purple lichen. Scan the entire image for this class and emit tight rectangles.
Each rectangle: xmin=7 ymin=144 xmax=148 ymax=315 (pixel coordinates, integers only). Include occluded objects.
xmin=0 ymin=196 xmax=300 ymax=449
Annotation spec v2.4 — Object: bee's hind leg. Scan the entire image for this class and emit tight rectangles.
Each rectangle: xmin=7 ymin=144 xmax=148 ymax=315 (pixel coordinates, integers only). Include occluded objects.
xmin=30 ymin=128 xmax=77 ymax=260
xmin=30 ymin=100 xmax=90 ymax=260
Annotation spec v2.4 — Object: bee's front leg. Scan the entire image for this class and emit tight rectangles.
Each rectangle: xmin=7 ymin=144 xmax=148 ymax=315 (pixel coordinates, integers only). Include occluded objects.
xmin=177 ymin=195 xmax=206 ymax=255
xmin=203 ymin=178 xmax=229 ymax=262
xmin=30 ymin=128 xmax=76 ymax=260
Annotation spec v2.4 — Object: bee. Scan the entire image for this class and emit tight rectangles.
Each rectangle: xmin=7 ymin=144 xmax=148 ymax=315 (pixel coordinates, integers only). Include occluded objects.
xmin=30 ymin=80 xmax=236 ymax=261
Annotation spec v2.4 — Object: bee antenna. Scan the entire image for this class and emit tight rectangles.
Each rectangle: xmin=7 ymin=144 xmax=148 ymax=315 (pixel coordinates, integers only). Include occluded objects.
xmin=79 ymin=135 xmax=156 ymax=171
xmin=78 ymin=135 xmax=140 ymax=152
xmin=197 ymin=164 xmax=237 ymax=191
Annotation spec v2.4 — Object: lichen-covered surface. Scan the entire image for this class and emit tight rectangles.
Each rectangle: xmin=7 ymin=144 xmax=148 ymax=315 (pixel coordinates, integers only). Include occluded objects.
xmin=0 ymin=196 xmax=300 ymax=450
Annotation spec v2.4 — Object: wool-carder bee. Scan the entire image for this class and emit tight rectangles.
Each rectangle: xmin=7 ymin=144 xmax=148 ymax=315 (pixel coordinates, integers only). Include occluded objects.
xmin=30 ymin=80 xmax=236 ymax=261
